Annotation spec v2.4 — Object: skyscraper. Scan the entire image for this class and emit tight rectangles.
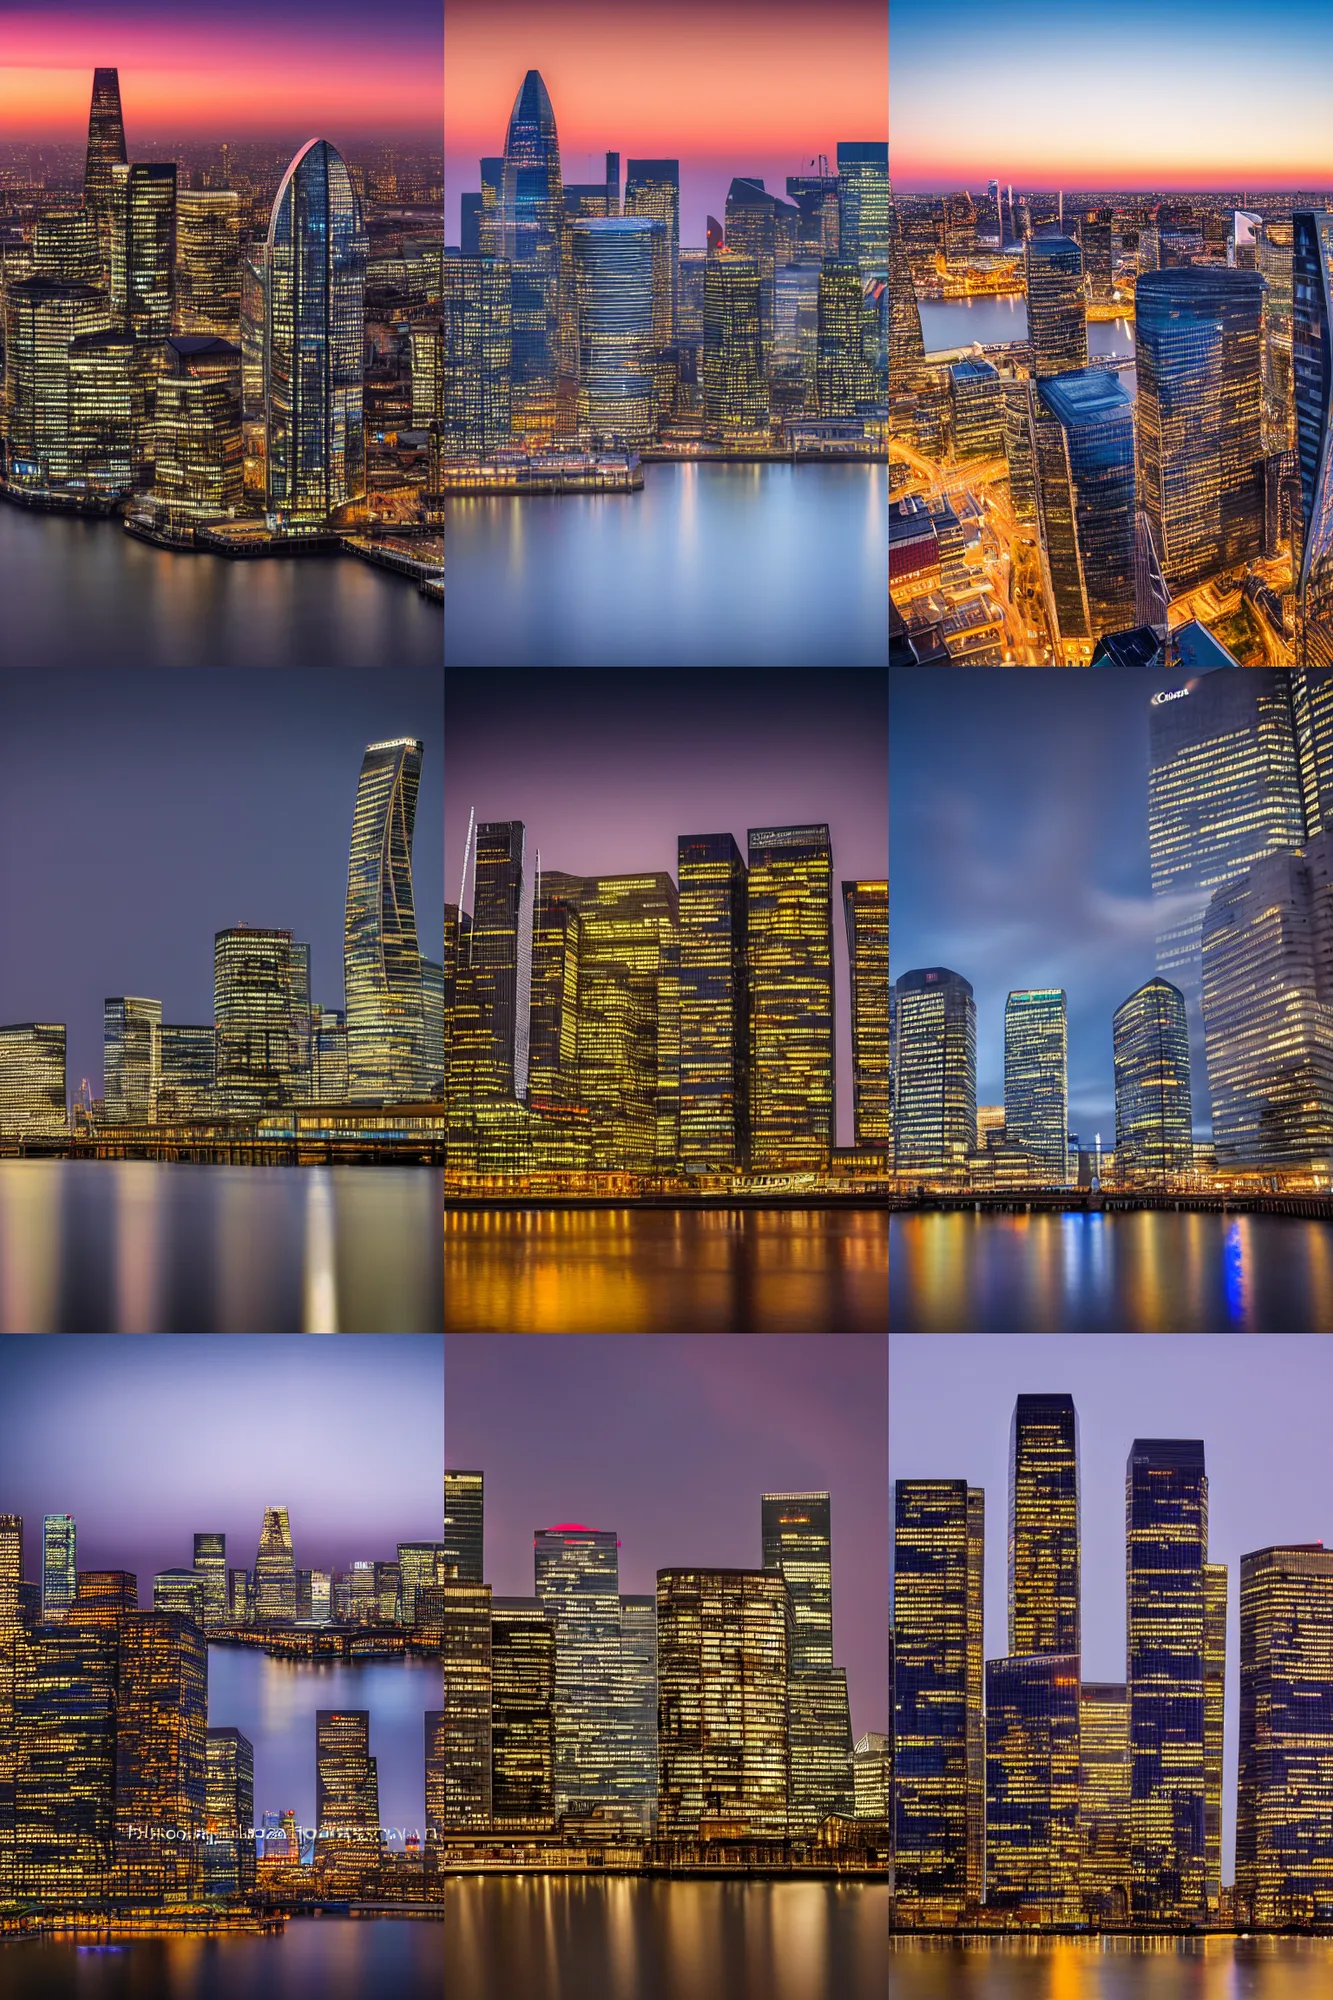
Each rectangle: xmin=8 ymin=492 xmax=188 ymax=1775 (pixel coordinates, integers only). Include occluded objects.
xmin=837 ymin=142 xmax=889 ymax=280
xmin=761 ymin=1492 xmax=834 ymax=1668
xmin=763 ymin=1492 xmax=853 ymax=1834
xmin=1293 ymin=213 xmax=1333 ymax=660
xmin=490 ymin=1598 xmax=557 ymax=1830
xmin=314 ymin=1710 xmax=382 ymax=1882
xmin=41 ymin=1516 xmax=77 ymax=1622
xmin=888 ymin=183 xmax=925 ymax=404
xmin=174 ymin=190 xmax=242 ymax=340
xmin=677 ymin=833 xmax=749 ymax=1174
xmin=213 ymin=928 xmax=307 ymax=1114
xmin=114 ymin=1612 xmax=207 ymax=1902
xmin=1079 ymin=1683 xmax=1132 ymax=1923
xmin=1112 ymin=977 xmax=1194 ymax=1186
xmin=1200 ymin=831 xmax=1333 ymax=1170
xmin=0 ymin=1025 xmax=67 ymax=1137
xmin=1031 ymin=369 xmax=1137 ymax=656
xmin=203 ymin=1727 xmax=256 ymax=1897
xmin=253 ymin=1507 xmax=296 ymax=1626
xmin=442 ymin=253 xmax=513 ymax=453
xmin=1136 ymin=267 xmax=1265 ymax=589
xmin=573 ymin=872 xmax=679 ymax=1171
xmin=1026 ymin=234 xmax=1088 ymax=379
xmin=192 ymin=1534 xmax=229 ymax=1629
xmin=103 ymin=997 xmax=162 ymax=1125
xmin=502 ymin=70 xmax=564 ymax=441
xmin=264 ymin=138 xmax=367 ymax=522
xmin=616 ymin=1595 xmax=658 ymax=1813
xmin=534 ymin=1526 xmax=623 ymax=1811
xmin=623 ymin=158 xmax=680 ymax=345
xmin=469 ymin=821 xmax=526 ymax=1103
xmin=817 ymin=261 xmax=877 ymax=416
xmin=1236 ymin=1543 xmax=1333 ymax=1925
xmin=747 ymin=825 xmax=835 ymax=1172
xmin=842 ymin=881 xmax=890 ymax=1153
xmin=891 ymin=968 xmax=977 ymax=1183
xmin=1009 ymin=1394 xmax=1081 ymax=1658
xmin=83 ymin=68 xmax=128 ymax=226
xmin=1003 ymin=990 xmax=1070 ymax=1185
xmin=655 ymin=1568 xmax=794 ymax=1840
xmin=703 ymin=254 xmax=769 ymax=441
xmin=985 ymin=1652 xmax=1081 ymax=1919
xmin=1125 ymin=1438 xmax=1209 ymax=1923
xmin=571 ymin=218 xmax=658 ymax=446
xmin=122 ymin=163 xmax=177 ymax=347
xmin=440 ymin=1580 xmax=492 ymax=1829
xmin=344 ymin=738 xmax=427 ymax=1103
xmin=444 ymin=1471 xmax=484 ymax=1583
xmin=891 ymin=1480 xmax=985 ymax=1922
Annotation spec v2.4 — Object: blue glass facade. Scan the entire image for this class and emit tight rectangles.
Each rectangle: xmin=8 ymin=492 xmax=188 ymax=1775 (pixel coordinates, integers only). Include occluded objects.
xmin=502 ymin=70 xmax=564 ymax=442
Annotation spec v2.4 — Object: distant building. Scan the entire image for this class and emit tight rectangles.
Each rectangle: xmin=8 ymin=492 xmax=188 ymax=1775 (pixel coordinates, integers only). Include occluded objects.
xmin=892 ymin=969 xmax=977 ymax=1183
xmin=1112 ymin=977 xmax=1193 ymax=1185
xmin=0 ymin=1024 xmax=67 ymax=1137
xmin=204 ymin=1726 xmax=256 ymax=1897
xmin=1003 ymin=990 xmax=1070 ymax=1186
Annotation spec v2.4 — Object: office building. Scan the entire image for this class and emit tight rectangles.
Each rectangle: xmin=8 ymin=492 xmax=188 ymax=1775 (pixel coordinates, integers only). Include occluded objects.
xmin=571 ymin=218 xmax=658 ymax=446
xmin=1112 ymin=977 xmax=1193 ymax=1185
xmin=253 ymin=1507 xmax=296 ymax=1626
xmin=617 ymin=1594 xmax=658 ymax=1811
xmin=42 ymin=1516 xmax=78 ymax=1621
xmin=440 ymin=1581 xmax=492 ymax=1828
xmin=0 ymin=1025 xmax=67 ymax=1137
xmin=158 ymin=1023 xmax=217 ymax=1120
xmin=573 ymin=872 xmax=679 ymax=1172
xmin=490 ymin=1598 xmax=557 ymax=1831
xmin=264 ymin=138 xmax=367 ymax=521
xmin=1026 ymin=234 xmax=1087 ymax=378
xmin=534 ymin=1526 xmax=623 ymax=1811
xmin=656 ymin=1568 xmax=794 ymax=1840
xmin=842 ymin=881 xmax=889 ymax=1154
xmin=677 ymin=833 xmax=749 ymax=1173
xmin=1003 ymin=990 xmax=1070 ymax=1185
xmin=747 ymin=825 xmax=834 ymax=1172
xmin=213 ymin=927 xmax=307 ymax=1114
xmin=891 ymin=1480 xmax=985 ymax=1921
xmin=344 ymin=738 xmax=427 ymax=1103
xmin=114 ymin=1612 xmax=207 ymax=1902
xmin=442 ymin=253 xmax=513 ymax=453
xmin=103 ymin=997 xmax=162 ymax=1125
xmin=83 ymin=67 xmax=127 ymax=227
xmin=837 ymin=142 xmax=889 ymax=280
xmin=122 ymin=162 xmax=177 ymax=348
xmin=502 ymin=70 xmax=564 ymax=441
xmin=68 ymin=327 xmax=141 ymax=493
xmin=1136 ymin=267 xmax=1265 ymax=589
xmin=397 ymin=1543 xmax=448 ymax=1626
xmin=891 ymin=968 xmax=977 ymax=1183
xmin=1009 ymin=1394 xmax=1080 ymax=1657
xmin=14 ymin=1622 xmax=119 ymax=1903
xmin=425 ymin=1710 xmax=447 ymax=1835
xmin=193 ymin=1535 xmax=228 ymax=1629
xmin=1079 ymin=1682 xmax=1132 ymax=1923
xmin=445 ymin=1471 xmax=485 ymax=1583
xmin=624 ymin=158 xmax=679 ymax=344
xmin=204 ymin=1727 xmax=256 ymax=1897
xmin=724 ymin=178 xmax=800 ymax=368
xmin=152 ymin=335 xmax=243 ymax=526
xmin=1031 ymin=369 xmax=1137 ymax=654
xmin=703 ymin=254 xmax=769 ymax=441
xmin=174 ymin=189 xmax=241 ymax=340
xmin=4 ymin=278 xmax=112 ymax=491
xmin=985 ymin=1652 xmax=1081 ymax=1919
xmin=314 ymin=1710 xmax=382 ymax=1881
xmin=1237 ymin=1543 xmax=1333 ymax=1924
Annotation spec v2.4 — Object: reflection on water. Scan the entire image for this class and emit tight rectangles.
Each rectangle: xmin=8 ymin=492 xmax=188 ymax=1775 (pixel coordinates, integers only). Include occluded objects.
xmin=892 ymin=1936 xmax=1333 ymax=1998
xmin=444 ymin=1208 xmax=889 ymax=1332
xmin=207 ymin=1649 xmax=441 ymax=1839
xmin=0 ymin=1163 xmax=442 ymax=1332
xmin=889 ymin=1212 xmax=1333 ymax=1331
xmin=0 ymin=1920 xmax=441 ymax=1996
xmin=445 ymin=1879 xmax=887 ymax=2000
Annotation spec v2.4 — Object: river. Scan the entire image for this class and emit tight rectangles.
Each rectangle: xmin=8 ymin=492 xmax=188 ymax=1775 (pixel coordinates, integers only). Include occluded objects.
xmin=443 ymin=1207 xmax=889 ymax=1332
xmin=0 ymin=504 xmax=442 ymax=670
xmin=0 ymin=1162 xmax=442 ymax=1332
xmin=445 ymin=1878 xmax=889 ymax=2000
xmin=892 ymin=1937 xmax=1333 ymax=1999
xmin=918 ymin=296 xmax=1136 ymax=359
xmin=889 ymin=1211 xmax=1333 ymax=1331
xmin=441 ymin=463 xmax=889 ymax=666
xmin=0 ymin=1921 xmax=441 ymax=1997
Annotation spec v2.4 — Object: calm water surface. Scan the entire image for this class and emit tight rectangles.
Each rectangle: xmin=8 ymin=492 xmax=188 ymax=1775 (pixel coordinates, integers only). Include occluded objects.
xmin=445 ymin=1878 xmax=888 ymax=2000
xmin=892 ymin=1937 xmax=1333 ymax=1999
xmin=443 ymin=463 xmax=889 ymax=666
xmin=444 ymin=1208 xmax=888 ymax=1332
xmin=0 ymin=1920 xmax=441 ymax=1998
xmin=890 ymin=1211 xmax=1333 ymax=1331
xmin=0 ymin=1162 xmax=442 ymax=1332
xmin=919 ymin=296 xmax=1135 ymax=359
xmin=0 ymin=505 xmax=441 ymax=669
xmin=207 ymin=1649 xmax=441 ymax=1841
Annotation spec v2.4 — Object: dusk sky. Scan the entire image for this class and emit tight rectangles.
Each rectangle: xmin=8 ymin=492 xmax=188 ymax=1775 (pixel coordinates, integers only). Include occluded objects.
xmin=890 ymin=1332 xmax=1333 ymax=1880
xmin=0 ymin=669 xmax=443 ymax=1100
xmin=891 ymin=0 xmax=1333 ymax=189
xmin=0 ymin=1335 xmax=444 ymax=1593
xmin=446 ymin=669 xmax=887 ymax=1148
xmin=446 ymin=1333 xmax=888 ymax=1739
xmin=891 ymin=667 xmax=1186 ymax=1141
xmin=445 ymin=0 xmax=887 ymax=244
xmin=0 ymin=1 xmax=441 ymax=143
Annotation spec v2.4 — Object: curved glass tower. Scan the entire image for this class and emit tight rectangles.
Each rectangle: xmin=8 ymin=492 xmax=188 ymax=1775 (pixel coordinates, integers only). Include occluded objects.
xmin=1293 ymin=211 xmax=1333 ymax=658
xmin=501 ymin=70 xmax=563 ymax=441
xmin=344 ymin=737 xmax=426 ymax=1103
xmin=264 ymin=138 xmax=367 ymax=523
xmin=571 ymin=218 xmax=656 ymax=445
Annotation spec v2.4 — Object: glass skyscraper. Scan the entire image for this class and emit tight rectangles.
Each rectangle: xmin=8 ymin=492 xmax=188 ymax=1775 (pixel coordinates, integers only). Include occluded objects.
xmin=1008 ymin=1394 xmax=1080 ymax=1657
xmin=843 ymin=881 xmax=889 ymax=1153
xmin=1079 ymin=1683 xmax=1132 ymax=1923
xmin=344 ymin=738 xmax=426 ymax=1103
xmin=41 ymin=1516 xmax=77 ymax=1622
xmin=1292 ymin=213 xmax=1333 ymax=661
xmin=263 ymin=138 xmax=367 ymax=522
xmin=703 ymin=254 xmax=769 ymax=442
xmin=490 ymin=1598 xmax=557 ymax=1830
xmin=1025 ymin=234 xmax=1087 ymax=379
xmin=444 ymin=1471 xmax=484 ymax=1584
xmin=892 ymin=967 xmax=977 ymax=1183
xmin=985 ymin=1652 xmax=1081 ymax=1919
xmin=747 ymin=825 xmax=834 ymax=1172
xmin=103 ymin=996 xmax=162 ymax=1125
xmin=501 ymin=70 xmax=564 ymax=441
xmin=1031 ymin=369 xmax=1136 ymax=656
xmin=252 ymin=1506 xmax=296 ymax=1626
xmin=1112 ymin=977 xmax=1194 ymax=1185
xmin=1003 ymin=989 xmax=1070 ymax=1185
xmin=677 ymin=833 xmax=749 ymax=1173
xmin=1237 ymin=1543 xmax=1333 ymax=1925
xmin=440 ymin=1580 xmax=493 ymax=1829
xmin=83 ymin=68 xmax=127 ymax=225
xmin=571 ymin=218 xmax=658 ymax=446
xmin=534 ymin=1526 xmax=623 ymax=1811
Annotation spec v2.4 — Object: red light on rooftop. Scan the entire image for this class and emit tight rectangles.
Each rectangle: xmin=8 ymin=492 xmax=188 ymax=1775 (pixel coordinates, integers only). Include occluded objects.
xmin=543 ymin=1523 xmax=595 ymax=1533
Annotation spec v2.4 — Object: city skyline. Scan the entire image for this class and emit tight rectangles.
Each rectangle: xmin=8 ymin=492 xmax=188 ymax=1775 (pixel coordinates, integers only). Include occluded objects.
xmin=445 ymin=1333 xmax=887 ymax=1741
xmin=444 ymin=0 xmax=886 ymax=244
xmin=889 ymin=1333 xmax=1333 ymax=1885
xmin=446 ymin=670 xmax=886 ymax=1151
xmin=0 ymin=1336 xmax=444 ymax=1588
xmin=1 ymin=4 xmax=443 ymax=142
xmin=0 ymin=669 xmax=442 ymax=1105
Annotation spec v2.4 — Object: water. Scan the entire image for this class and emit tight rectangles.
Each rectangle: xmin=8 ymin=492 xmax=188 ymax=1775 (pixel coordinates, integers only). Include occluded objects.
xmin=892 ymin=1937 xmax=1333 ymax=1999
xmin=442 ymin=463 xmax=889 ymax=666
xmin=0 ymin=1163 xmax=443 ymax=1332
xmin=0 ymin=505 xmax=442 ymax=670
xmin=206 ymin=1648 xmax=441 ymax=1842
xmin=0 ymin=1921 xmax=441 ymax=1998
xmin=443 ymin=1207 xmax=889 ymax=1332
xmin=444 ymin=1878 xmax=889 ymax=2000
xmin=918 ymin=296 xmax=1136 ymax=360
xmin=889 ymin=1211 xmax=1333 ymax=1331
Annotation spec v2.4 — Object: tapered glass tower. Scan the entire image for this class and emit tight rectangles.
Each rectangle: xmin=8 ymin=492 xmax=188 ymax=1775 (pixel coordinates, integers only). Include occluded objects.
xmin=264 ymin=138 xmax=367 ymax=522
xmin=344 ymin=738 xmax=426 ymax=1103
xmin=83 ymin=69 xmax=127 ymax=222
xmin=502 ymin=70 xmax=563 ymax=441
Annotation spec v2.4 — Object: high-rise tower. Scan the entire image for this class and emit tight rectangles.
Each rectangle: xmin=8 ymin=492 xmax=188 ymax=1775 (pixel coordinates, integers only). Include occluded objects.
xmin=677 ymin=833 xmax=749 ymax=1173
xmin=747 ymin=824 xmax=835 ymax=1171
xmin=502 ymin=70 xmax=563 ymax=441
xmin=253 ymin=1507 xmax=296 ymax=1626
xmin=344 ymin=738 xmax=426 ymax=1103
xmin=264 ymin=138 xmax=367 ymax=522
xmin=1008 ymin=1394 xmax=1080 ymax=1656
xmin=1003 ymin=989 xmax=1070 ymax=1185
xmin=83 ymin=69 xmax=127 ymax=223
